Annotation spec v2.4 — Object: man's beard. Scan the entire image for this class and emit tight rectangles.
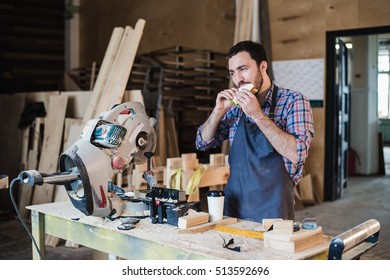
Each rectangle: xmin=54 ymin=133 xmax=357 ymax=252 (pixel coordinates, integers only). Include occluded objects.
xmin=255 ymin=71 xmax=264 ymax=91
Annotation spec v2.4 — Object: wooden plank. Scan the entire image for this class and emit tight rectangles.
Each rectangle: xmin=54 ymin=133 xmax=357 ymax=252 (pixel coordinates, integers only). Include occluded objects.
xmin=53 ymin=118 xmax=84 ymax=203
xmin=61 ymin=91 xmax=92 ymax=119
xmin=63 ymin=73 xmax=82 ymax=91
xmin=48 ymin=117 xmax=84 ymax=248
xmin=122 ymin=89 xmax=145 ymax=106
xmin=31 ymin=95 xmax=68 ymax=206
xmin=155 ymin=105 xmax=166 ymax=164
xmin=164 ymin=157 xmax=182 ymax=188
xmin=93 ymin=26 xmax=133 ymax=117
xmin=100 ymin=19 xmax=146 ymax=115
xmin=90 ymin=61 xmax=97 ymax=90
xmin=198 ymin=165 xmax=229 ymax=187
xmin=165 ymin=116 xmax=180 ymax=158
xmin=83 ymin=27 xmax=124 ymax=122
xmin=17 ymin=117 xmax=43 ymax=219
xmin=61 ymin=118 xmax=84 ymax=151
xmin=19 ymin=127 xmax=30 ymax=171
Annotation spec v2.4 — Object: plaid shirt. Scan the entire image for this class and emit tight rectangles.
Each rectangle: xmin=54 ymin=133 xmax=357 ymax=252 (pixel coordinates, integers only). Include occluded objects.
xmin=195 ymin=84 xmax=314 ymax=185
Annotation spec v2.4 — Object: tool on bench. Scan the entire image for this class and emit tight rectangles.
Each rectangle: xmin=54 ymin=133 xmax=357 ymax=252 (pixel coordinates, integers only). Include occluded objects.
xmin=16 ymin=102 xmax=157 ymax=217
xmin=14 ymin=101 xmax=202 ymax=225
xmin=222 ymin=238 xmax=241 ymax=252
xmin=302 ymin=218 xmax=318 ymax=230
xmin=144 ymin=185 xmax=201 ymax=225
xmin=10 ymin=102 xmax=204 ymax=258
xmin=215 ymin=225 xmax=265 ymax=240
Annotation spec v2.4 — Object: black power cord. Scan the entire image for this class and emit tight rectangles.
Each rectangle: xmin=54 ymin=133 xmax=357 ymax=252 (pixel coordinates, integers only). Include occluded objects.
xmin=9 ymin=178 xmax=45 ymax=260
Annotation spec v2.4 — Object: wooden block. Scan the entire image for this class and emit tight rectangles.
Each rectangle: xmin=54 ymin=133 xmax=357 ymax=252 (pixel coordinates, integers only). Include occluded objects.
xmin=164 ymin=157 xmax=182 ymax=188
xmin=262 ymin=218 xmax=282 ymax=231
xmin=178 ymin=217 xmax=237 ymax=234
xmin=182 ymin=158 xmax=199 ymax=171
xmin=210 ymin=153 xmax=225 ymax=165
xmin=181 ymin=153 xmax=197 ymax=161
xmin=264 ymin=227 xmax=323 ymax=242
xmin=264 ymin=227 xmax=324 ymax=253
xmin=273 ymin=220 xmax=293 ymax=235
xmin=178 ymin=211 xmax=209 ymax=229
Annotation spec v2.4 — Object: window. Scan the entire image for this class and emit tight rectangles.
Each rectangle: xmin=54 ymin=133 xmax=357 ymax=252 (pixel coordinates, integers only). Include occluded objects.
xmin=378 ymin=38 xmax=390 ymax=118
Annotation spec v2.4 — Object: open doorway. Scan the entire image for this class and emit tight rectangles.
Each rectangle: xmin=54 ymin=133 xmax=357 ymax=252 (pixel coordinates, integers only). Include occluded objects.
xmin=324 ymin=25 xmax=390 ymax=201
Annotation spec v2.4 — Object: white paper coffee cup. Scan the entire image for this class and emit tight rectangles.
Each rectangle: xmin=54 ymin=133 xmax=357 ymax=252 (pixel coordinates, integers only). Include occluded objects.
xmin=207 ymin=190 xmax=225 ymax=222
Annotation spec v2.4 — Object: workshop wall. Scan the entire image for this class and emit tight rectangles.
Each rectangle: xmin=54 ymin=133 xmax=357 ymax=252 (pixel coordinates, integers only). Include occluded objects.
xmin=78 ymin=0 xmax=236 ymax=67
xmin=268 ymin=0 xmax=390 ymax=201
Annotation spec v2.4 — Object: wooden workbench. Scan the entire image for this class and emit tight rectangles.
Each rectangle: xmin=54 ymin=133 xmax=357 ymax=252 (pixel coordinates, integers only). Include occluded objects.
xmin=26 ymin=201 xmax=330 ymax=260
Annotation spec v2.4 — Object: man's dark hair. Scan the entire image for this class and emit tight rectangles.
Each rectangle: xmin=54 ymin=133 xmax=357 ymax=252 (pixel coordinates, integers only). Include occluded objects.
xmin=227 ymin=40 xmax=268 ymax=66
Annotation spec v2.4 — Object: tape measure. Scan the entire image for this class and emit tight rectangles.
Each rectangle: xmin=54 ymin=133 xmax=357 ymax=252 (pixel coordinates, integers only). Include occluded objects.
xmin=214 ymin=225 xmax=265 ymax=240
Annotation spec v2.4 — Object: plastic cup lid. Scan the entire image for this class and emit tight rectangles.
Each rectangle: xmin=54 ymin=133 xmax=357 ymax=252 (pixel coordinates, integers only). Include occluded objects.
xmin=207 ymin=190 xmax=225 ymax=197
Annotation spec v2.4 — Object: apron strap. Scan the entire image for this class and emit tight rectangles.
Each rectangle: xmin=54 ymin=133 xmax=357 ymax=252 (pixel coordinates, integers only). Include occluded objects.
xmin=268 ymin=83 xmax=278 ymax=121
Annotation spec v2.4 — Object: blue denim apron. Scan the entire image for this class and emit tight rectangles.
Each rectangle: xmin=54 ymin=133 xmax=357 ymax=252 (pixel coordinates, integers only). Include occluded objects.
xmin=223 ymin=85 xmax=295 ymax=222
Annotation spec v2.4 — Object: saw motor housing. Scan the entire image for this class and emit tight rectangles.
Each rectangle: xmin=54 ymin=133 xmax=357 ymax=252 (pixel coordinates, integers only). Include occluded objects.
xmin=59 ymin=102 xmax=157 ymax=217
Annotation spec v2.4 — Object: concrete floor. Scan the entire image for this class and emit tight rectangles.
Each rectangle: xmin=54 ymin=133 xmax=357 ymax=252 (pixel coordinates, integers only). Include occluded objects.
xmin=1 ymin=148 xmax=389 ymax=260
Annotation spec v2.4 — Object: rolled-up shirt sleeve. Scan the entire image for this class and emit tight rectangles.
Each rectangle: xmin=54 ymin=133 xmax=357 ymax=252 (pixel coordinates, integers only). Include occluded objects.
xmin=283 ymin=92 xmax=314 ymax=183
xmin=195 ymin=125 xmax=216 ymax=151
xmin=195 ymin=111 xmax=235 ymax=151
xmin=195 ymin=124 xmax=228 ymax=151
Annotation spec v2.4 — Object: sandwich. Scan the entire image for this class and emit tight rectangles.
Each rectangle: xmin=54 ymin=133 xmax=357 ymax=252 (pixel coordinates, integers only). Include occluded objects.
xmin=230 ymin=83 xmax=259 ymax=107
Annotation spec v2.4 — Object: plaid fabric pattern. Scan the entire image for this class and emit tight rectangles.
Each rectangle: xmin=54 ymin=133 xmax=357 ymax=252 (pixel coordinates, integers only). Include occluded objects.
xmin=195 ymin=85 xmax=314 ymax=185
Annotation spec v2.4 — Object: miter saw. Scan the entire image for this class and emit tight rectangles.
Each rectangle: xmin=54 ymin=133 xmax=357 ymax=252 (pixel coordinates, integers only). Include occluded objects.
xmin=15 ymin=101 xmax=201 ymax=227
xmin=17 ymin=102 xmax=158 ymax=217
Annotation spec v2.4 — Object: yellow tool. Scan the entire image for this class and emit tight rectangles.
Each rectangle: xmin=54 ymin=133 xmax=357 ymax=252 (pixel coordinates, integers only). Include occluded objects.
xmin=214 ymin=225 xmax=265 ymax=240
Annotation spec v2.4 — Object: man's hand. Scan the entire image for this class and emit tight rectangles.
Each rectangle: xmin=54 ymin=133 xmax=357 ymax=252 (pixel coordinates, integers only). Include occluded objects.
xmin=233 ymin=87 xmax=263 ymax=119
xmin=200 ymin=88 xmax=237 ymax=142
xmin=216 ymin=88 xmax=237 ymax=112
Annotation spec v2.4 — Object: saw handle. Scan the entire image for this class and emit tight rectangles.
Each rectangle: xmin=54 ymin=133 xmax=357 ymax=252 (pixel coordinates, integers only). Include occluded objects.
xmin=18 ymin=170 xmax=80 ymax=186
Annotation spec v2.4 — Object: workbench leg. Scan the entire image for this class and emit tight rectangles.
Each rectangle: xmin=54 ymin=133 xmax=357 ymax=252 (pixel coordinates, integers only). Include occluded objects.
xmin=30 ymin=209 xmax=46 ymax=260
